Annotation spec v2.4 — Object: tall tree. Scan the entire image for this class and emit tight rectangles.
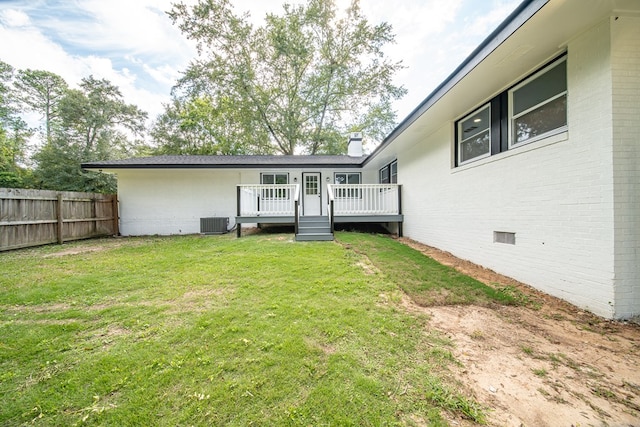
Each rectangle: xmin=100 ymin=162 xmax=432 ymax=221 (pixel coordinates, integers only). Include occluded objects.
xmin=0 ymin=60 xmax=33 ymax=188
xmin=13 ymin=69 xmax=68 ymax=143
xmin=152 ymin=96 xmax=272 ymax=155
xmin=166 ymin=0 xmax=406 ymax=155
xmin=33 ymin=76 xmax=148 ymax=193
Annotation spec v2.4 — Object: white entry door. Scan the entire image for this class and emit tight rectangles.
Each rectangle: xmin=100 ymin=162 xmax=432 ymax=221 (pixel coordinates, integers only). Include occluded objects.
xmin=303 ymin=173 xmax=321 ymax=216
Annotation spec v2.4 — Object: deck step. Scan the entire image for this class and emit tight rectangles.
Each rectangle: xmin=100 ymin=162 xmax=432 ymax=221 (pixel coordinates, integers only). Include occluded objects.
xmin=298 ymin=226 xmax=331 ymax=234
xmin=295 ymin=233 xmax=334 ymax=241
xmin=296 ymin=215 xmax=333 ymax=241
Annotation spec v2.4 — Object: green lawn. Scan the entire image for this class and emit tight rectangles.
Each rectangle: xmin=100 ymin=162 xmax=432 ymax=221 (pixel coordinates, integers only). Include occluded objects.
xmin=0 ymin=232 xmax=516 ymax=426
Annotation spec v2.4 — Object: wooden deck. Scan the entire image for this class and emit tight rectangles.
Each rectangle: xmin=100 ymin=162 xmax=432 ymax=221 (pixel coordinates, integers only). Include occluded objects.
xmin=236 ymin=184 xmax=403 ymax=239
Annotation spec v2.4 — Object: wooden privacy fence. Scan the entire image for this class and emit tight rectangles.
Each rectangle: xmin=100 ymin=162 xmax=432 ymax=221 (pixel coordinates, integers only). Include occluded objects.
xmin=0 ymin=188 xmax=118 ymax=252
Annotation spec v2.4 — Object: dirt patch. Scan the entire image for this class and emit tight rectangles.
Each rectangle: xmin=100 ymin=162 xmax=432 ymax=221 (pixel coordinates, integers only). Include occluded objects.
xmin=42 ymin=246 xmax=107 ymax=258
xmin=397 ymin=237 xmax=640 ymax=427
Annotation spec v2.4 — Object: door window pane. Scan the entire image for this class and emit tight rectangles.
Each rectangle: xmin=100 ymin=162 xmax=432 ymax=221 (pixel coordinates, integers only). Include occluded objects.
xmin=305 ymin=175 xmax=318 ymax=195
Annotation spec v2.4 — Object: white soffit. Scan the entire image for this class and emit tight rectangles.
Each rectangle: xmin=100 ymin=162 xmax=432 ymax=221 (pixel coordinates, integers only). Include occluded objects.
xmin=383 ymin=0 xmax=640 ymax=158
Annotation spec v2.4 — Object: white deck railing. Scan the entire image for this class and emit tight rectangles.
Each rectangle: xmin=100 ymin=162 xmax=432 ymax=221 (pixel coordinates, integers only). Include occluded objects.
xmin=328 ymin=184 xmax=401 ymax=215
xmin=237 ymin=185 xmax=299 ymax=216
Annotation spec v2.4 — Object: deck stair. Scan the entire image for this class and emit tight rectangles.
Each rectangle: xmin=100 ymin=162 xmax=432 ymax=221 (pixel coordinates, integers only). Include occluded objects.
xmin=296 ymin=215 xmax=333 ymax=241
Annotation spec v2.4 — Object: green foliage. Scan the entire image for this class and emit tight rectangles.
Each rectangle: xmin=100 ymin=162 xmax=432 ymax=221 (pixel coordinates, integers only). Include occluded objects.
xmin=0 ymin=59 xmax=149 ymax=193
xmin=0 ymin=60 xmax=34 ymax=187
xmin=13 ymin=68 xmax=68 ymax=142
xmin=0 ymin=233 xmax=488 ymax=425
xmin=163 ymin=0 xmax=406 ymax=155
xmin=31 ymin=137 xmax=116 ymax=193
xmin=31 ymin=75 xmax=148 ymax=193
xmin=152 ymin=96 xmax=273 ymax=155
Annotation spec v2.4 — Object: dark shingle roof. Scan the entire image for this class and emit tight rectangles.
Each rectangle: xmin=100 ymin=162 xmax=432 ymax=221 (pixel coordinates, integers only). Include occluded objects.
xmin=82 ymin=155 xmax=368 ymax=170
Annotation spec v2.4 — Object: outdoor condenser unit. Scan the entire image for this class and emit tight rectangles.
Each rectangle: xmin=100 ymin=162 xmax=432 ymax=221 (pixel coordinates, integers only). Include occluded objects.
xmin=200 ymin=217 xmax=229 ymax=234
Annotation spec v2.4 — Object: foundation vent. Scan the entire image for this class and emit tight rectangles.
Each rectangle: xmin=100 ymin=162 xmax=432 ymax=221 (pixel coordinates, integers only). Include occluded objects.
xmin=494 ymin=231 xmax=516 ymax=245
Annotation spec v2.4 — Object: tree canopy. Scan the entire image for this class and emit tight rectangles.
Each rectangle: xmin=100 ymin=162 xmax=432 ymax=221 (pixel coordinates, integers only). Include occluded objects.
xmin=32 ymin=76 xmax=148 ymax=193
xmin=0 ymin=61 xmax=32 ymax=188
xmin=162 ymin=0 xmax=406 ymax=155
xmin=0 ymin=59 xmax=149 ymax=193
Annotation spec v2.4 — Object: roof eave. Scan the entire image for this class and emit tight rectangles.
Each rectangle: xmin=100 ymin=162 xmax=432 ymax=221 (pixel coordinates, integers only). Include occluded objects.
xmin=81 ymin=160 xmax=368 ymax=170
xmin=363 ymin=0 xmax=548 ymax=166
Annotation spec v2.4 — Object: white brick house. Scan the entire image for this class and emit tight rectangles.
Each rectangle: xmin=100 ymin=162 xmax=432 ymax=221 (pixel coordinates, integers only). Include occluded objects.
xmin=364 ymin=0 xmax=640 ymax=319
xmin=84 ymin=0 xmax=639 ymax=319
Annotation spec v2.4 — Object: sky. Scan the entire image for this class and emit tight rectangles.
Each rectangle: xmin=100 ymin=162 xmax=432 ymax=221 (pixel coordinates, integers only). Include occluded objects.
xmin=0 ymin=0 xmax=521 ymax=139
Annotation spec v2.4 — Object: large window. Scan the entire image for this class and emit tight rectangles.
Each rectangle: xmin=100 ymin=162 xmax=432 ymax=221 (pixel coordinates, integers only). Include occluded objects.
xmin=510 ymin=58 xmax=567 ymax=146
xmin=334 ymin=172 xmax=361 ymax=198
xmin=379 ymin=160 xmax=397 ymax=183
xmin=454 ymin=55 xmax=567 ymax=166
xmin=260 ymin=172 xmax=289 ymax=199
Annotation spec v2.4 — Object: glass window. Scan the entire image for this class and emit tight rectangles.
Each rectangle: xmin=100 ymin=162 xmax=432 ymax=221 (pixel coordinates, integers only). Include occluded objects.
xmin=260 ymin=173 xmax=289 ymax=199
xmin=334 ymin=172 xmax=361 ymax=198
xmin=458 ymin=104 xmax=491 ymax=164
xmin=390 ymin=161 xmax=397 ymax=184
xmin=453 ymin=55 xmax=567 ymax=167
xmin=261 ymin=173 xmax=288 ymax=185
xmin=305 ymin=174 xmax=318 ymax=195
xmin=379 ymin=166 xmax=390 ymax=184
xmin=379 ymin=161 xmax=397 ymax=184
xmin=510 ymin=58 xmax=567 ymax=145
xmin=334 ymin=172 xmax=360 ymax=185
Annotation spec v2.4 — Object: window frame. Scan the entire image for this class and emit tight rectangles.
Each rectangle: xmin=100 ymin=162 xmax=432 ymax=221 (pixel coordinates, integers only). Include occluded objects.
xmin=379 ymin=160 xmax=397 ymax=184
xmin=390 ymin=160 xmax=397 ymax=184
xmin=453 ymin=53 xmax=567 ymax=167
xmin=457 ymin=103 xmax=492 ymax=166
xmin=334 ymin=172 xmax=361 ymax=199
xmin=260 ymin=172 xmax=290 ymax=200
xmin=508 ymin=56 xmax=567 ymax=148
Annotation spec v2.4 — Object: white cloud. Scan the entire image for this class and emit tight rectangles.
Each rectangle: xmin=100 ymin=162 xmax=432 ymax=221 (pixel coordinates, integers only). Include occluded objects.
xmin=142 ymin=63 xmax=182 ymax=88
xmin=0 ymin=0 xmax=522 ymax=139
xmin=0 ymin=8 xmax=31 ymax=27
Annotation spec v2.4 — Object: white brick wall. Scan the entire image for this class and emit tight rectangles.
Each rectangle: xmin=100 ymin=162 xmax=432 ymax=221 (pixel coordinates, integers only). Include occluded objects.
xmin=116 ymin=169 xmax=241 ymax=235
xmin=611 ymin=16 xmax=640 ymax=319
xmin=115 ymin=167 xmax=371 ymax=235
xmin=398 ymin=18 xmax=632 ymax=318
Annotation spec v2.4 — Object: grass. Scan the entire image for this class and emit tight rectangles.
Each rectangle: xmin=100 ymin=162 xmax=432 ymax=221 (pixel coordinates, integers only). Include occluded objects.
xmin=337 ymin=232 xmax=518 ymax=307
xmin=0 ymin=232 xmax=517 ymax=426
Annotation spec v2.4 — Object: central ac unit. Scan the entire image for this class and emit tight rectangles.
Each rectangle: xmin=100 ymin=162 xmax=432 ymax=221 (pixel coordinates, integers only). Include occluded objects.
xmin=200 ymin=217 xmax=229 ymax=234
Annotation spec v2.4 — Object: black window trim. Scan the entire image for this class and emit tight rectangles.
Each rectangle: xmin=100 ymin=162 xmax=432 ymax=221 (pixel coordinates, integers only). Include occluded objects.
xmin=454 ymin=52 xmax=567 ymax=167
xmin=379 ymin=159 xmax=397 ymax=184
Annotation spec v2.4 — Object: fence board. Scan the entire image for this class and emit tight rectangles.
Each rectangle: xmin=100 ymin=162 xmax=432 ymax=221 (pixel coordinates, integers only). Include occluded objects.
xmin=0 ymin=188 xmax=117 ymax=251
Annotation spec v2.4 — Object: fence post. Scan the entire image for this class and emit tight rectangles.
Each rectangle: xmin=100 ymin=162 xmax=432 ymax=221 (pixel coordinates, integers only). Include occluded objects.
xmin=236 ymin=186 xmax=241 ymax=238
xmin=397 ymin=185 xmax=403 ymax=237
xmin=92 ymin=197 xmax=97 ymax=234
xmin=112 ymin=195 xmax=119 ymax=236
xmin=56 ymin=193 xmax=64 ymax=244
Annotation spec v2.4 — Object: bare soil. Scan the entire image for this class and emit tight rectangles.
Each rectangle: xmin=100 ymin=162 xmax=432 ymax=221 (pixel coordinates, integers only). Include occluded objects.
xmin=398 ymin=237 xmax=640 ymax=427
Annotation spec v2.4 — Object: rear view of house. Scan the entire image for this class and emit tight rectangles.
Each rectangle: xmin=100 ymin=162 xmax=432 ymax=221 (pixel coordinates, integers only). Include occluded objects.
xmin=84 ymin=0 xmax=639 ymax=320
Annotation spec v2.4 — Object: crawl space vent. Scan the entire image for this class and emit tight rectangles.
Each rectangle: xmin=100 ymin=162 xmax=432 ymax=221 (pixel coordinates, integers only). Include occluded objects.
xmin=494 ymin=231 xmax=516 ymax=245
